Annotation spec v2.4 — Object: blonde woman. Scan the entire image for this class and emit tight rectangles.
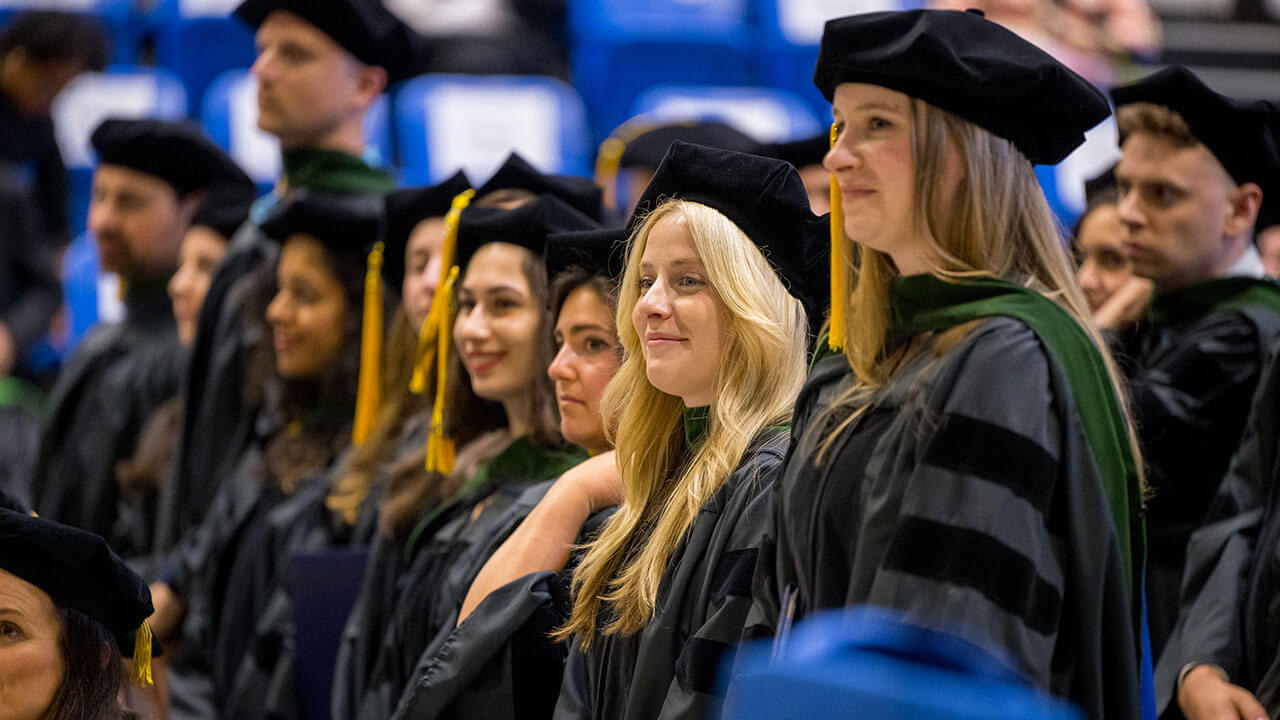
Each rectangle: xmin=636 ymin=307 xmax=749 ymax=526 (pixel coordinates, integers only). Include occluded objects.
xmin=744 ymin=10 xmax=1148 ymax=720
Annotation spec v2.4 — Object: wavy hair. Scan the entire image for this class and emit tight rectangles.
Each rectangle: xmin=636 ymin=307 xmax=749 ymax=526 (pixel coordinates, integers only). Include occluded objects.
xmin=557 ymin=200 xmax=807 ymax=644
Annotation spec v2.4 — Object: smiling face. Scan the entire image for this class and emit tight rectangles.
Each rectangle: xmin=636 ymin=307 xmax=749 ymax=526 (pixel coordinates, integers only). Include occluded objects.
xmin=632 ymin=214 xmax=725 ymax=407
xmin=266 ymin=235 xmax=349 ymax=380
xmin=0 ymin=569 xmax=64 ymax=720
xmin=454 ymin=243 xmax=544 ymax=409
xmin=168 ymin=226 xmax=229 ymax=346
xmin=548 ymin=284 xmax=619 ymax=452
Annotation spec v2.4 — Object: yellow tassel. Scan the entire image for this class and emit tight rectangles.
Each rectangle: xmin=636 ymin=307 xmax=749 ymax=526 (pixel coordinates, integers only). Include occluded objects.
xmin=828 ymin=122 xmax=846 ymax=353
xmin=130 ymin=622 xmax=153 ymax=687
xmin=411 ymin=189 xmax=475 ymax=394
xmin=594 ymin=136 xmax=625 ymax=211
xmin=353 ymin=242 xmax=385 ymax=446
xmin=425 ymin=265 xmax=460 ymax=474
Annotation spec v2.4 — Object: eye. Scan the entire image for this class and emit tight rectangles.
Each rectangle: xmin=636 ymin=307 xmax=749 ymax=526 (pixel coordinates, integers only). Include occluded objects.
xmin=585 ymin=336 xmax=614 ymax=353
xmin=637 ymin=276 xmax=654 ymax=290
xmin=868 ymin=116 xmax=892 ymax=131
xmin=0 ymin=622 xmax=24 ymax=641
xmin=456 ymin=296 xmax=476 ymax=312
xmin=678 ymin=275 xmax=703 ymax=288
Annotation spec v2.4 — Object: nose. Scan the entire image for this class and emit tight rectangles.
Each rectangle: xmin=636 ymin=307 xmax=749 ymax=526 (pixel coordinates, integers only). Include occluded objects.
xmin=250 ymin=48 xmax=275 ymax=83
xmin=265 ymin=289 xmax=288 ymax=326
xmin=1077 ymin=259 xmax=1100 ymax=292
xmin=636 ymin=279 xmax=673 ymax=321
xmin=87 ymin=198 xmax=118 ymax=238
xmin=547 ymin=343 xmax=576 ymax=383
xmin=1116 ymin=188 xmax=1144 ymax=233
xmin=168 ymin=263 xmax=190 ymax=300
xmin=823 ymin=126 xmax=855 ymax=175
xmin=455 ymin=303 xmax=492 ymax=343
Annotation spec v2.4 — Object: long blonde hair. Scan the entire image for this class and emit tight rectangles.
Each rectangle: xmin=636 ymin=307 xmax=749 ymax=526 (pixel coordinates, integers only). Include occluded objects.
xmin=824 ymin=99 xmax=1144 ymax=486
xmin=556 ymin=200 xmax=808 ymax=645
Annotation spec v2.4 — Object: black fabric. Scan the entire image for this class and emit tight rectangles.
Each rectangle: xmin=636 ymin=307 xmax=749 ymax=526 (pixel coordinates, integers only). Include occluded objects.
xmin=90 ymin=118 xmax=250 ymax=197
xmin=260 ymin=190 xmax=384 ymax=262
xmin=476 ymin=152 xmax=604 ymax=222
xmin=672 ymin=636 xmax=731 ymax=695
xmin=454 ymin=195 xmax=600 ymax=271
xmin=544 ymin=226 xmax=627 ymax=284
xmin=0 ymin=88 xmax=68 ymax=245
xmin=0 ymin=179 xmax=58 ymax=359
xmin=233 ymin=0 xmax=425 ymax=82
xmin=628 ymin=141 xmax=830 ymax=328
xmin=923 ymin=412 xmax=1058 ymax=515
xmin=813 ymin=9 xmax=1110 ymax=165
xmin=759 ymin=133 xmax=828 ymax=169
xmin=709 ymin=548 xmax=758 ymax=607
xmin=381 ymin=172 xmax=472 ymax=290
xmin=618 ymin=122 xmax=760 ymax=170
xmin=193 ymin=176 xmax=259 ymax=240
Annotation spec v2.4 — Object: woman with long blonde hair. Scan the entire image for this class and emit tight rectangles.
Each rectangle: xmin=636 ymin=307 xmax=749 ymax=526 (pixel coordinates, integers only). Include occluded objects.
xmin=742 ymin=10 xmax=1148 ymax=720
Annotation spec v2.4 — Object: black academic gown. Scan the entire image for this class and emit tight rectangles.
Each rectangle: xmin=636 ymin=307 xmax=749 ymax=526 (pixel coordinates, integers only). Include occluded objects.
xmin=335 ymin=436 xmax=586 ymax=720
xmin=551 ymin=429 xmax=788 ymax=720
xmin=0 ymin=89 xmax=69 ymax=247
xmin=1117 ymin=277 xmax=1280 ymax=656
xmin=31 ymin=280 xmax=183 ymax=559
xmin=754 ymin=316 xmax=1142 ymax=720
xmin=0 ymin=179 xmax=58 ymax=363
xmin=155 ymin=150 xmax=394 ymax=565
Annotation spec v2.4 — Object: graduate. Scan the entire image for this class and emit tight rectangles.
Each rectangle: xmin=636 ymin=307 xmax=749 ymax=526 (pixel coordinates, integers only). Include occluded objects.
xmin=1074 ymin=168 xmax=1141 ymax=319
xmin=157 ymin=0 xmax=419 ymax=560
xmin=743 ymin=10 xmax=1147 ymax=720
xmin=31 ymin=119 xmax=250 ymax=561
xmin=147 ymin=192 xmax=384 ymax=720
xmin=335 ymin=194 xmax=599 ymax=720
xmin=1103 ymin=67 xmax=1280 ymax=654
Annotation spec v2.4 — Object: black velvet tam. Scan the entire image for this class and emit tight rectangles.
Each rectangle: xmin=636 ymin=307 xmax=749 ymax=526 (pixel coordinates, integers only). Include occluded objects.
xmin=618 ymin=120 xmax=761 ymax=170
xmin=476 ymin=152 xmax=604 ymax=222
xmin=380 ymin=171 xmax=472 ymax=290
xmin=454 ymin=194 xmax=601 ymax=271
xmin=91 ymin=118 xmax=252 ymax=197
xmin=544 ymin=226 xmax=628 ymax=283
xmin=192 ymin=174 xmax=258 ymax=240
xmin=759 ymin=132 xmax=829 ymax=170
xmin=233 ymin=0 xmax=424 ymax=82
xmin=628 ymin=140 xmax=829 ymax=325
xmin=813 ymin=9 xmax=1111 ymax=165
xmin=259 ymin=191 xmax=384 ymax=265
xmin=0 ymin=508 xmax=153 ymax=656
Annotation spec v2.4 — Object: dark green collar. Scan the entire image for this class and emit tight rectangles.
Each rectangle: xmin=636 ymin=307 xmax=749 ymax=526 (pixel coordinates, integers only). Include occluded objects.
xmin=281 ymin=148 xmax=395 ymax=195
xmin=891 ymin=274 xmax=1144 ymax=616
xmin=683 ymin=406 xmax=710 ymax=449
xmin=1149 ymin=276 xmax=1280 ymax=327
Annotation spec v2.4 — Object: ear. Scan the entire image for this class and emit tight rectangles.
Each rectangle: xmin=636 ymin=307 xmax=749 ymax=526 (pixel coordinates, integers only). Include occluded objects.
xmin=177 ymin=189 xmax=206 ymax=229
xmin=1225 ymin=181 xmax=1263 ymax=238
xmin=352 ymin=64 xmax=387 ymax=109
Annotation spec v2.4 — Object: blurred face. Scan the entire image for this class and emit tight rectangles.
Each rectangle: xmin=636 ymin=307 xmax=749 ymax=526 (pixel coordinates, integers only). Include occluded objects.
xmin=88 ymin=165 xmax=196 ymax=281
xmin=402 ymin=217 xmax=446 ymax=331
xmin=1076 ymin=205 xmax=1133 ymax=312
xmin=797 ymin=164 xmax=831 ymax=216
xmin=454 ymin=243 xmax=543 ymax=406
xmin=826 ymin=83 xmax=962 ymax=276
xmin=1115 ymin=133 xmax=1238 ymax=292
xmin=250 ymin=10 xmax=367 ymax=149
xmin=266 ymin=235 xmax=348 ymax=379
xmin=1 ymin=56 xmax=84 ymax=118
xmin=633 ymin=214 xmax=724 ymax=408
xmin=0 ymin=569 xmax=64 ymax=720
xmin=549 ymin=285 xmax=619 ymax=452
xmin=168 ymin=226 xmax=228 ymax=346
xmin=1260 ymin=226 xmax=1280 ymax=278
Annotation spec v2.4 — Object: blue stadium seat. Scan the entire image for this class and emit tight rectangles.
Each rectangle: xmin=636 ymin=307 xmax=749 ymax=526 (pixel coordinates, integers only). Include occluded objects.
xmin=569 ymin=0 xmax=755 ymax=140
xmin=60 ymin=231 xmax=124 ymax=355
xmin=201 ymin=68 xmax=393 ymax=190
xmin=754 ymin=0 xmax=920 ymax=119
xmin=151 ymin=0 xmax=256 ymax=116
xmin=288 ymin=547 xmax=369 ymax=720
xmin=631 ymin=84 xmax=824 ymax=143
xmin=394 ymin=73 xmax=593 ymax=185
xmin=50 ymin=66 xmax=188 ymax=236
xmin=0 ymin=0 xmax=139 ymax=65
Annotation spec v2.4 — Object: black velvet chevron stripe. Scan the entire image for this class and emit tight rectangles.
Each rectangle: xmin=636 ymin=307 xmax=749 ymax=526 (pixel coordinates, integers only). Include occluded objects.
xmin=923 ymin=412 xmax=1057 ymax=514
xmin=709 ymin=548 xmax=758 ymax=607
xmin=881 ymin=516 xmax=1062 ymax=636
xmin=674 ymin=636 xmax=734 ymax=694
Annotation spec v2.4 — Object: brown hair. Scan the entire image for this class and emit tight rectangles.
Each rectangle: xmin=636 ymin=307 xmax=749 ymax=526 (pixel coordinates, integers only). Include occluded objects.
xmin=43 ymin=607 xmax=136 ymax=720
xmin=1116 ymin=102 xmax=1198 ymax=148
xmin=548 ymin=266 xmax=618 ymax=320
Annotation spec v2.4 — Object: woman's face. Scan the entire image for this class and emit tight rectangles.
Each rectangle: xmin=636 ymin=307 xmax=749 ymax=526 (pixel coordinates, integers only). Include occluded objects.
xmin=1076 ymin=204 xmax=1133 ymax=312
xmin=0 ymin=569 xmax=65 ymax=720
xmin=632 ymin=214 xmax=724 ymax=408
xmin=548 ymin=285 xmax=619 ymax=453
xmin=825 ymin=82 xmax=962 ymax=275
xmin=266 ymin=235 xmax=349 ymax=380
xmin=402 ymin=216 xmax=446 ymax=331
xmin=168 ymin=226 xmax=229 ymax=346
xmin=454 ymin=243 xmax=544 ymax=406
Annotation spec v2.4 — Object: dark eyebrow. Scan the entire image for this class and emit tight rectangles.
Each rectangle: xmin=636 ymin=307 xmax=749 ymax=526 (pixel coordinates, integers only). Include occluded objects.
xmin=564 ymin=322 xmax=612 ymax=335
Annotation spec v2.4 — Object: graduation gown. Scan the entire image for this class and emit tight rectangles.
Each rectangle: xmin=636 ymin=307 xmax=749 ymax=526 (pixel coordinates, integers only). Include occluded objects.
xmin=751 ymin=276 xmax=1145 ymax=720
xmin=1117 ymin=277 xmax=1280 ymax=655
xmin=32 ymin=280 xmax=184 ymax=559
xmin=335 ymin=437 xmax=586 ymax=720
xmin=552 ymin=426 xmax=789 ymax=720
xmin=155 ymin=149 xmax=394 ymax=562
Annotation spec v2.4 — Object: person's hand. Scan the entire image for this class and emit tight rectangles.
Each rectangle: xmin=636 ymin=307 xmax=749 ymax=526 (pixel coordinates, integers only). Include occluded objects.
xmin=148 ymin=582 xmax=185 ymax=641
xmin=1178 ymin=665 xmax=1268 ymax=720
xmin=1095 ymin=276 xmax=1154 ymax=330
xmin=0 ymin=322 xmax=15 ymax=376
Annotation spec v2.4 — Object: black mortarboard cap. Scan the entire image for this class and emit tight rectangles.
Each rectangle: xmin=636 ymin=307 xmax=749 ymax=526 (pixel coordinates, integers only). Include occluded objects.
xmin=233 ymin=0 xmax=424 ymax=83
xmin=544 ymin=226 xmax=628 ymax=283
xmin=476 ymin=153 xmax=604 ymax=222
xmin=629 ymin=141 xmax=830 ymax=331
xmin=813 ymin=9 xmax=1110 ymax=165
xmin=381 ymin=170 xmax=472 ymax=291
xmin=1261 ymin=105 xmax=1280 ymax=230
xmin=91 ymin=118 xmax=253 ymax=197
xmin=618 ymin=121 xmax=760 ymax=170
xmin=1111 ymin=66 xmax=1280 ymax=228
xmin=260 ymin=191 xmax=383 ymax=265
xmin=455 ymin=194 xmax=601 ymax=271
xmin=0 ymin=509 xmax=153 ymax=658
xmin=192 ymin=172 xmax=258 ymax=240
xmin=759 ymin=133 xmax=829 ymax=170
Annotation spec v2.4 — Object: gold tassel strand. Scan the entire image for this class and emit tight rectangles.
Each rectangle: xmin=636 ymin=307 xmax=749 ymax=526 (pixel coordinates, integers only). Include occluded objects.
xmin=425 ymin=265 xmax=460 ymax=474
xmin=411 ymin=189 xmax=475 ymax=394
xmin=828 ymin=122 xmax=846 ymax=353
xmin=352 ymin=241 xmax=385 ymax=445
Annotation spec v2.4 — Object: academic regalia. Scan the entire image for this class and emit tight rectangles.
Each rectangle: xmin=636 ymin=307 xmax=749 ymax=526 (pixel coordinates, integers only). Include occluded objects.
xmin=0 ymin=85 xmax=70 ymax=246
xmin=0 ymin=178 xmax=58 ymax=367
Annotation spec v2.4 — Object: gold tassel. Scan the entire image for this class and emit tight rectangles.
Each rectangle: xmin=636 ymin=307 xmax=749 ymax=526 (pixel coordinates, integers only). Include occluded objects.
xmin=828 ymin=122 xmax=846 ymax=353
xmin=411 ymin=189 xmax=475 ymax=394
xmin=130 ymin=622 xmax=153 ymax=687
xmin=352 ymin=242 xmax=385 ymax=446
xmin=594 ymin=136 xmax=625 ymax=211
xmin=425 ymin=266 xmax=460 ymax=474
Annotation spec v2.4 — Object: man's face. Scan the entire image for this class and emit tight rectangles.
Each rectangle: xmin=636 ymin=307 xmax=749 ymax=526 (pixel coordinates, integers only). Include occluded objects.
xmin=1114 ymin=133 xmax=1237 ymax=292
xmin=87 ymin=165 xmax=195 ymax=281
xmin=3 ymin=56 xmax=85 ymax=118
xmin=250 ymin=10 xmax=363 ymax=149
